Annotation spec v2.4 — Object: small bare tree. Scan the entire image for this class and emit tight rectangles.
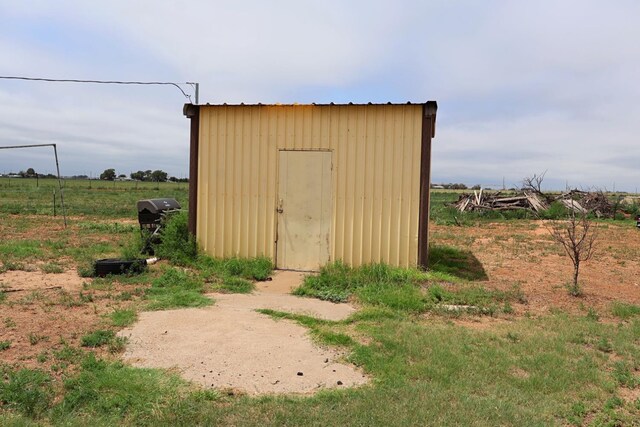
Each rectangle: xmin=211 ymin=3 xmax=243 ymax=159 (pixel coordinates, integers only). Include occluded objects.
xmin=547 ymin=207 xmax=598 ymax=296
xmin=522 ymin=171 xmax=553 ymax=203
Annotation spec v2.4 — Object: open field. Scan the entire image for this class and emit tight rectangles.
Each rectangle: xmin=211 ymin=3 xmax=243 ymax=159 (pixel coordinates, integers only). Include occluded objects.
xmin=0 ymin=177 xmax=188 ymax=217
xmin=1 ymin=179 xmax=639 ymax=425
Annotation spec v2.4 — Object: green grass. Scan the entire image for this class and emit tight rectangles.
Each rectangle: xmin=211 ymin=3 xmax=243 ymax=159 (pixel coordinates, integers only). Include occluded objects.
xmin=294 ymin=261 xmax=430 ymax=303
xmin=0 ymin=240 xmax=43 ymax=262
xmin=196 ymin=255 xmax=273 ymax=294
xmin=145 ymin=267 xmax=212 ymax=310
xmin=293 ymin=260 xmax=513 ymax=316
xmin=0 ymin=177 xmax=188 ymax=218
xmin=3 ymin=314 xmax=638 ymax=425
xmin=54 ymin=355 xmax=196 ymax=424
xmin=0 ymin=368 xmax=53 ymax=418
xmin=109 ymin=309 xmax=138 ymax=327
xmin=220 ymin=277 xmax=254 ymax=293
xmin=152 ymin=211 xmax=198 ymax=265
xmin=0 ymin=340 xmax=11 ymax=351
xmin=611 ymin=302 xmax=640 ymax=320
xmin=198 ymin=255 xmax=273 ymax=282
xmin=428 ymin=245 xmax=488 ymax=281
xmin=80 ymin=330 xmax=116 ymax=348
xmin=40 ymin=262 xmax=64 ymax=274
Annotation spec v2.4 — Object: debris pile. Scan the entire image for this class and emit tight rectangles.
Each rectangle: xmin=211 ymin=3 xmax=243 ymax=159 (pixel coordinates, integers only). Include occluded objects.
xmin=451 ymin=190 xmax=548 ymax=213
xmin=451 ymin=188 xmax=618 ymax=218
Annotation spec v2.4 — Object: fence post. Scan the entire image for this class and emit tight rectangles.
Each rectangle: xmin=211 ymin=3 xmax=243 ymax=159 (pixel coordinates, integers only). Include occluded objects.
xmin=53 ymin=190 xmax=57 ymax=217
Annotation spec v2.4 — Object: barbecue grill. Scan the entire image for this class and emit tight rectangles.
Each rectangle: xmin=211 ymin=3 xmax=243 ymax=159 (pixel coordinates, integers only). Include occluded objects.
xmin=137 ymin=198 xmax=181 ymax=253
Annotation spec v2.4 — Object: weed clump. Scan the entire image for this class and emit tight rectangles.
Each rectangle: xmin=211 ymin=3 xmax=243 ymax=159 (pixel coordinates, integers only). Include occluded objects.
xmin=195 ymin=256 xmax=273 ymax=293
xmin=145 ymin=267 xmax=212 ymax=310
xmin=294 ymin=262 xmax=429 ymax=310
xmin=153 ymin=211 xmax=198 ymax=265
xmin=0 ymin=368 xmax=53 ymax=417
xmin=611 ymin=302 xmax=640 ymax=320
xmin=221 ymin=277 xmax=254 ymax=293
xmin=81 ymin=330 xmax=115 ymax=348
xmin=295 ymin=261 xmax=522 ymax=315
xmin=198 ymin=256 xmax=273 ymax=282
xmin=539 ymin=201 xmax=569 ymax=220
xmin=56 ymin=354 xmax=187 ymax=421
xmin=110 ymin=309 xmax=138 ymax=327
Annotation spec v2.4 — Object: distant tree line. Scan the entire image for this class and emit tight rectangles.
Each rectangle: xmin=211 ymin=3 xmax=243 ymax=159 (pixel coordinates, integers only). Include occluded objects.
xmin=2 ymin=168 xmax=57 ymax=179
xmin=1 ymin=167 xmax=187 ymax=182
xmin=99 ymin=168 xmax=187 ymax=182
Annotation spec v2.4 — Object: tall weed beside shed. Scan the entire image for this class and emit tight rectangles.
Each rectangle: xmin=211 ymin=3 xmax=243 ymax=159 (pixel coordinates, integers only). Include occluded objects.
xmin=153 ymin=211 xmax=198 ymax=265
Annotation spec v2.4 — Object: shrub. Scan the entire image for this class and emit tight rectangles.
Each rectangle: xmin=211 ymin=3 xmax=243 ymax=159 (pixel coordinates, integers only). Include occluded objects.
xmin=153 ymin=212 xmax=198 ymax=265
xmin=539 ymin=201 xmax=568 ymax=220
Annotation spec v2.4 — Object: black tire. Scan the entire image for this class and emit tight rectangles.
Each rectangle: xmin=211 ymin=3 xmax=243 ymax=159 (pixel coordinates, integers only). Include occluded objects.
xmin=93 ymin=258 xmax=147 ymax=277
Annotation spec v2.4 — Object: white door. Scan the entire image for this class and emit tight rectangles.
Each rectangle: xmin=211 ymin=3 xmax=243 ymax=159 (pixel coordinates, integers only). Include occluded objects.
xmin=276 ymin=150 xmax=332 ymax=271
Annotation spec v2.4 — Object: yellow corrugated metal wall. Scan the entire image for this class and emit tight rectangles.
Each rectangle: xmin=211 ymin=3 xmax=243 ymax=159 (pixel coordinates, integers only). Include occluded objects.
xmin=197 ymin=104 xmax=423 ymax=267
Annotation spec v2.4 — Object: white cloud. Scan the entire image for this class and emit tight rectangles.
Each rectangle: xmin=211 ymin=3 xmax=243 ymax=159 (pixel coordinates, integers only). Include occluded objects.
xmin=0 ymin=1 xmax=639 ymax=190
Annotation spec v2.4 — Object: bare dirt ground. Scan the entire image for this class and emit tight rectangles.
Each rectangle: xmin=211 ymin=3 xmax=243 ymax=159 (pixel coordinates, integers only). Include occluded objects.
xmin=431 ymin=221 xmax=640 ymax=317
xmin=0 ymin=269 xmax=130 ymax=374
xmin=118 ymin=271 xmax=366 ymax=395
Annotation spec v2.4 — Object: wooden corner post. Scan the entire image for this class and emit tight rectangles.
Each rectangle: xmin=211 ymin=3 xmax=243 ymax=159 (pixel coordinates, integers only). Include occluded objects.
xmin=183 ymin=103 xmax=200 ymax=236
xmin=417 ymin=101 xmax=438 ymax=269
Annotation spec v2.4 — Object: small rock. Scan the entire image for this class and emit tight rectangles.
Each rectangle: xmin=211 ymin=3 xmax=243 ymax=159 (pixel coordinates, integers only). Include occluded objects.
xmin=324 ymin=358 xmax=329 ymax=363
xmin=337 ymin=381 xmax=343 ymax=386
xmin=297 ymin=372 xmax=304 ymax=376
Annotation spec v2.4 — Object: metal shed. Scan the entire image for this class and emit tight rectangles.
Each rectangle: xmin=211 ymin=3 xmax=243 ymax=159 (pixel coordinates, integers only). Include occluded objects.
xmin=183 ymin=101 xmax=437 ymax=270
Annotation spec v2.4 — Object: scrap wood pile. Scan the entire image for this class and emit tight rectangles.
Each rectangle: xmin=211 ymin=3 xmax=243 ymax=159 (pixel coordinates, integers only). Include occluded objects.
xmin=451 ymin=188 xmax=618 ymax=218
xmin=451 ymin=189 xmax=548 ymax=213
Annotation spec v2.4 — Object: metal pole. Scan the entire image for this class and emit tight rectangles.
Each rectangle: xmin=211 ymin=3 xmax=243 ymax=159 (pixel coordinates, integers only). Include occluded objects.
xmin=187 ymin=82 xmax=199 ymax=104
xmin=52 ymin=144 xmax=67 ymax=227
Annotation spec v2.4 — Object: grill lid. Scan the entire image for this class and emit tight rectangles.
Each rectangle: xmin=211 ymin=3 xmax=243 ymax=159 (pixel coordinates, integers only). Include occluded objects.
xmin=137 ymin=198 xmax=181 ymax=214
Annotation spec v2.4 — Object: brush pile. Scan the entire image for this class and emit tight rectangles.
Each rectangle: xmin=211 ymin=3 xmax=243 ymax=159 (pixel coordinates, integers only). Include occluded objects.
xmin=451 ymin=188 xmax=618 ymax=218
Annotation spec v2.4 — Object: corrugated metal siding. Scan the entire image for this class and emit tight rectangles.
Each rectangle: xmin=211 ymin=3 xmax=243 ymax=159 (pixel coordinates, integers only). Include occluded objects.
xmin=197 ymin=104 xmax=423 ymax=267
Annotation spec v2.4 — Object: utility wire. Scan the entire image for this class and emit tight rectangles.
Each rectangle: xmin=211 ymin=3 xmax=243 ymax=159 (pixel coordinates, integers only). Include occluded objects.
xmin=0 ymin=75 xmax=193 ymax=102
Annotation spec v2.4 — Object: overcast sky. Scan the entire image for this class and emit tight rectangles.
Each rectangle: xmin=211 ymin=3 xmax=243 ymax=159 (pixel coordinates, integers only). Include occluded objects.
xmin=0 ymin=1 xmax=638 ymax=191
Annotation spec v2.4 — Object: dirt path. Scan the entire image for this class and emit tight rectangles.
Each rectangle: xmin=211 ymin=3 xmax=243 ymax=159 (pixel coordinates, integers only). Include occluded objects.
xmin=118 ymin=271 xmax=367 ymax=395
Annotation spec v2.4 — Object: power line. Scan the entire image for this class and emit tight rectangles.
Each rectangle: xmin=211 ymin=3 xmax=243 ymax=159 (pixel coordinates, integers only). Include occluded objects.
xmin=0 ymin=75 xmax=197 ymax=102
